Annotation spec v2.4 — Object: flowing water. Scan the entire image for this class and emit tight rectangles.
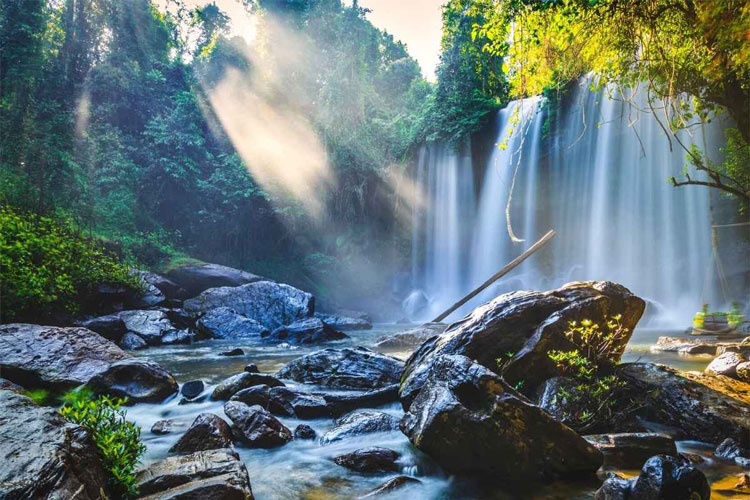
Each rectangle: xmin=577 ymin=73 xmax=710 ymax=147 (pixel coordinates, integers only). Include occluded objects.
xmin=130 ymin=326 xmax=747 ymax=500
xmin=410 ymin=80 xmax=733 ymax=325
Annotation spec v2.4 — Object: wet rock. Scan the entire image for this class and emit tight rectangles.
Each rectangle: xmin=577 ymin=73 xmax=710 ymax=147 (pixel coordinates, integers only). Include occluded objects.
xmin=333 ymin=447 xmax=401 ymax=473
xmin=715 ymin=438 xmax=749 ymax=461
xmin=133 ymin=270 xmax=188 ymax=301
xmin=0 ymin=323 xmax=130 ymax=391
xmin=170 ymin=413 xmax=234 ymax=453
xmin=294 ymin=424 xmax=317 ymax=440
xmin=129 ymin=277 xmax=167 ymax=309
xmin=321 ymin=410 xmax=400 ymax=443
xmin=314 ymin=312 xmax=372 ymax=330
xmin=181 ymin=380 xmax=205 ymax=400
xmin=196 ymin=307 xmax=269 ymax=340
xmin=322 ymin=384 xmax=400 ymax=417
xmin=595 ymin=476 xmax=633 ymax=500
xmin=223 ymin=401 xmax=292 ymax=448
xmin=245 ymin=364 xmax=259 ymax=373
xmin=374 ymin=323 xmax=446 ymax=349
xmin=220 ymin=348 xmax=245 ymax=357
xmin=0 ymin=390 xmax=108 ymax=499
xmin=0 ymin=378 xmax=23 ymax=393
xmin=152 ymin=419 xmax=175 ymax=435
xmin=738 ymin=361 xmax=750 ymax=382
xmin=706 ymin=351 xmax=746 ymax=378
xmin=401 ymin=281 xmax=645 ymax=406
xmin=160 ymin=329 xmax=192 ymax=345
xmin=630 ymin=455 xmax=710 ymax=500
xmin=87 ymin=358 xmax=178 ymax=404
xmin=617 ymin=362 xmax=750 ymax=447
xmin=400 ymin=354 xmax=603 ymax=479
xmin=211 ymin=372 xmax=285 ymax=400
xmin=277 ymin=346 xmax=404 ymax=390
xmin=230 ymin=385 xmax=329 ymax=419
xmin=118 ymin=310 xmax=174 ymax=345
xmin=136 ymin=448 xmax=253 ymax=499
xmin=584 ymin=433 xmax=677 ymax=468
xmin=183 ymin=281 xmax=313 ymax=330
xmin=651 ymin=337 xmax=717 ymax=355
xmin=166 ymin=261 xmax=263 ymax=297
xmin=164 ymin=308 xmax=196 ymax=330
xmin=358 ymin=476 xmax=421 ymax=498
xmin=263 ymin=317 xmax=348 ymax=345
xmin=119 ymin=332 xmax=148 ymax=350
xmin=76 ymin=313 xmax=127 ymax=341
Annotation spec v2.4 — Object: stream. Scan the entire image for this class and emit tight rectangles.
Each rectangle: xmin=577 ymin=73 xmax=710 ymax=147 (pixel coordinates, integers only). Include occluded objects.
xmin=129 ymin=326 xmax=746 ymax=499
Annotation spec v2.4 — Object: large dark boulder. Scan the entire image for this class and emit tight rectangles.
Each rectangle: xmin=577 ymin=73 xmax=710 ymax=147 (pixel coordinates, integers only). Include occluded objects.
xmin=166 ymin=262 xmax=263 ymax=297
xmin=86 ymin=358 xmax=178 ymax=404
xmin=321 ymin=410 xmax=400 ymax=443
xmin=333 ymin=447 xmax=401 ymax=473
xmin=169 ymin=413 xmax=234 ymax=453
xmin=183 ymin=281 xmax=313 ymax=330
xmin=629 ymin=455 xmax=709 ymax=500
xmin=617 ymin=362 xmax=750 ymax=447
xmin=400 ymin=281 xmax=645 ymax=406
xmin=705 ymin=351 xmax=746 ymax=378
xmin=277 ymin=347 xmax=403 ymax=389
xmin=196 ymin=307 xmax=269 ymax=339
xmin=136 ymin=448 xmax=254 ymax=499
xmin=231 ymin=385 xmax=329 ymax=419
xmin=223 ymin=401 xmax=292 ymax=448
xmin=0 ymin=323 xmax=130 ymax=391
xmin=76 ymin=313 xmax=127 ymax=341
xmin=134 ymin=270 xmax=188 ymax=301
xmin=400 ymin=354 xmax=602 ymax=479
xmin=263 ymin=317 xmax=348 ymax=345
xmin=118 ymin=310 xmax=175 ymax=345
xmin=0 ymin=390 xmax=109 ymax=499
xmin=211 ymin=372 xmax=285 ymax=400
xmin=374 ymin=323 xmax=446 ymax=349
xmin=322 ymin=384 xmax=400 ymax=416
xmin=314 ymin=312 xmax=372 ymax=330
xmin=584 ymin=433 xmax=677 ymax=468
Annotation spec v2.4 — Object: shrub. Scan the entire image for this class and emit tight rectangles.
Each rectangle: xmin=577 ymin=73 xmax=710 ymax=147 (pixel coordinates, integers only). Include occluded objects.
xmin=0 ymin=205 xmax=139 ymax=321
xmin=59 ymin=389 xmax=146 ymax=499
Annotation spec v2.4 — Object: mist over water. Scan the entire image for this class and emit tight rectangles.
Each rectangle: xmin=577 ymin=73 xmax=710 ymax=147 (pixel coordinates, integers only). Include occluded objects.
xmin=412 ymin=80 xmax=733 ymax=325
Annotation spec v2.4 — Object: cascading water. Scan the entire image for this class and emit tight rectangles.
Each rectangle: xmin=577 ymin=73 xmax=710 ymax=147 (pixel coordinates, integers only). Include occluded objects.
xmin=411 ymin=80 xmax=733 ymax=325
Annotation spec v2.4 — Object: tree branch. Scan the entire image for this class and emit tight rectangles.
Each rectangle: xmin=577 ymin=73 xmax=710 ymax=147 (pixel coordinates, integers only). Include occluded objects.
xmin=669 ymin=176 xmax=749 ymax=202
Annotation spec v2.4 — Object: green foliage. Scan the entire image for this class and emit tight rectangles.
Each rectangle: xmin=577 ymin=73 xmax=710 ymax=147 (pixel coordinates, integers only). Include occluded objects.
xmin=22 ymin=389 xmax=52 ymax=406
xmin=59 ymin=389 xmax=146 ymax=499
xmin=0 ymin=205 xmax=139 ymax=322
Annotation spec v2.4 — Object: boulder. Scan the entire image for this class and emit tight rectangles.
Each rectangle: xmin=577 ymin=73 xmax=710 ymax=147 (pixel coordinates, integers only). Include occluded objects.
xmin=0 ymin=323 xmax=130 ymax=391
xmin=584 ymin=433 xmax=677 ymax=468
xmin=294 ymin=424 xmax=317 ymax=440
xmin=160 ymin=329 xmax=192 ymax=345
xmin=220 ymin=348 xmax=245 ymax=357
xmin=119 ymin=332 xmax=148 ymax=350
xmin=0 ymin=378 xmax=23 ymax=393
xmin=630 ymin=455 xmax=710 ymax=500
xmin=400 ymin=354 xmax=603 ymax=479
xmin=595 ymin=476 xmax=633 ymax=500
xmin=374 ymin=323 xmax=446 ymax=349
xmin=651 ymin=337 xmax=717 ymax=355
xmin=211 ymin=372 xmax=285 ymax=400
xmin=86 ymin=358 xmax=178 ymax=404
xmin=617 ymin=363 xmax=750 ymax=447
xmin=738 ymin=361 xmax=750 ymax=382
xmin=333 ymin=447 xmax=401 ymax=473
xmin=136 ymin=448 xmax=253 ymax=499
xmin=183 ymin=281 xmax=313 ymax=330
xmin=358 ymin=476 xmax=421 ymax=498
xmin=277 ymin=347 xmax=403 ymax=390
xmin=263 ymin=317 xmax=348 ymax=345
xmin=152 ymin=419 xmax=175 ymax=435
xmin=133 ymin=270 xmax=188 ymax=301
xmin=314 ymin=312 xmax=372 ymax=330
xmin=170 ymin=413 xmax=234 ymax=453
xmin=0 ymin=390 xmax=108 ymax=499
xmin=321 ymin=410 xmax=400 ymax=443
xmin=196 ymin=307 xmax=269 ymax=340
xmin=129 ymin=277 xmax=167 ymax=309
xmin=181 ymin=380 xmax=205 ymax=400
xmin=705 ymin=351 xmax=746 ymax=378
xmin=230 ymin=385 xmax=329 ymax=419
xmin=244 ymin=364 xmax=259 ymax=373
xmin=322 ymin=384 xmax=400 ymax=417
xmin=223 ymin=401 xmax=292 ymax=448
xmin=76 ymin=313 xmax=127 ymax=341
xmin=118 ymin=310 xmax=175 ymax=345
xmin=166 ymin=262 xmax=263 ymax=297
xmin=401 ymin=281 xmax=645 ymax=406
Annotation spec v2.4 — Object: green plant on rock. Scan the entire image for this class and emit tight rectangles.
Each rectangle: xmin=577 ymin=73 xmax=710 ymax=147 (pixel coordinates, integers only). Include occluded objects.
xmin=59 ymin=389 xmax=146 ymax=499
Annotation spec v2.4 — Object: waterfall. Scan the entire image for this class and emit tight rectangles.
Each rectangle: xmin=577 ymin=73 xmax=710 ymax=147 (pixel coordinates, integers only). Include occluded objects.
xmin=411 ymin=80 xmax=731 ymax=325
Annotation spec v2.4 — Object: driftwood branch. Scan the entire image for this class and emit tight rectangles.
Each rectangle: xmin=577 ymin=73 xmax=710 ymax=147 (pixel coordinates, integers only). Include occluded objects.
xmin=432 ymin=230 xmax=557 ymax=323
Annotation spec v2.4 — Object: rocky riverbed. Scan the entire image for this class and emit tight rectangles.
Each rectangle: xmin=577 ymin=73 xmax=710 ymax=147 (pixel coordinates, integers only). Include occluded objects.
xmin=1 ymin=265 xmax=748 ymax=499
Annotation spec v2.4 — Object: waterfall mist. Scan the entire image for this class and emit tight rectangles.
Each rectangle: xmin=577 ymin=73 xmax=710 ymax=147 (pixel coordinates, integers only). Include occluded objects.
xmin=411 ymin=80 xmax=739 ymax=326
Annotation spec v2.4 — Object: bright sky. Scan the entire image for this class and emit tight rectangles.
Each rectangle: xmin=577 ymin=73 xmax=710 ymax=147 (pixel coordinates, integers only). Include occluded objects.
xmin=160 ymin=0 xmax=444 ymax=81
